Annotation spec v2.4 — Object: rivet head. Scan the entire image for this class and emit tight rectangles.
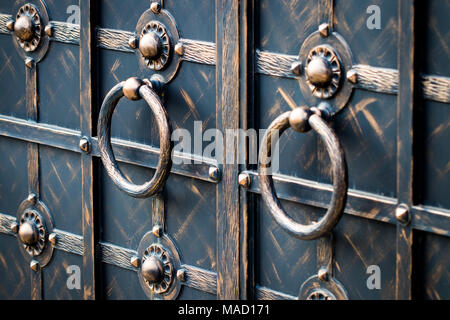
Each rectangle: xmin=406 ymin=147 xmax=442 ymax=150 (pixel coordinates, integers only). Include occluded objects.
xmin=25 ymin=57 xmax=35 ymax=69
xmin=123 ymin=77 xmax=143 ymax=101
xmin=306 ymin=56 xmax=333 ymax=87
xmin=30 ymin=260 xmax=39 ymax=272
xmin=347 ymin=69 xmax=358 ymax=84
xmin=319 ymin=23 xmax=330 ymax=37
xmin=48 ymin=233 xmax=57 ymax=246
xmin=10 ymin=222 xmax=19 ymax=233
xmin=44 ymin=24 xmax=52 ymax=37
xmin=290 ymin=61 xmax=303 ymax=76
xmin=318 ymin=267 xmax=329 ymax=282
xmin=396 ymin=204 xmax=410 ymax=225
xmin=152 ymin=225 xmax=163 ymax=238
xmin=289 ymin=107 xmax=312 ymax=133
xmin=27 ymin=193 xmax=37 ymax=204
xmin=175 ymin=42 xmax=184 ymax=56
xmin=6 ymin=19 xmax=15 ymax=31
xmin=150 ymin=2 xmax=161 ymax=14
xmin=141 ymin=256 xmax=164 ymax=283
xmin=130 ymin=256 xmax=140 ymax=268
xmin=209 ymin=167 xmax=221 ymax=182
xmin=128 ymin=36 xmax=138 ymax=49
xmin=176 ymin=268 xmax=186 ymax=282
xmin=139 ymin=32 xmax=163 ymax=60
xmin=14 ymin=15 xmax=35 ymax=42
xmin=18 ymin=221 xmax=39 ymax=246
xmin=238 ymin=172 xmax=251 ymax=189
xmin=79 ymin=137 xmax=91 ymax=154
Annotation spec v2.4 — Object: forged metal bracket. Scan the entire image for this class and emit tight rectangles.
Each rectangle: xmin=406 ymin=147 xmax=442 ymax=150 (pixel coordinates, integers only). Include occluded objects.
xmin=10 ymin=0 xmax=50 ymax=63
xmin=132 ymin=5 xmax=181 ymax=84
xmin=14 ymin=194 xmax=54 ymax=268
xmin=137 ymin=230 xmax=182 ymax=300
xmin=299 ymin=275 xmax=348 ymax=300
xmin=296 ymin=30 xmax=354 ymax=117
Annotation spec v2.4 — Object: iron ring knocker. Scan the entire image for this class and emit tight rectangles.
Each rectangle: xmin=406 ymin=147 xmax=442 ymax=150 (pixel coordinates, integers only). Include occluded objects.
xmin=98 ymin=77 xmax=173 ymax=198
xmin=258 ymin=107 xmax=348 ymax=240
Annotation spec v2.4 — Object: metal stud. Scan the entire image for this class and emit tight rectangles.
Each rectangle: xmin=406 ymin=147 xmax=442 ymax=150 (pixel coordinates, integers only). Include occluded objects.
xmin=25 ymin=57 xmax=35 ymax=69
xmin=44 ymin=24 xmax=53 ymax=37
xmin=123 ymin=77 xmax=143 ymax=101
xmin=347 ymin=69 xmax=358 ymax=84
xmin=30 ymin=260 xmax=39 ymax=272
xmin=150 ymin=2 xmax=161 ymax=14
xmin=130 ymin=256 xmax=140 ymax=268
xmin=209 ymin=167 xmax=221 ymax=182
xmin=176 ymin=268 xmax=186 ymax=282
xmin=318 ymin=267 xmax=329 ymax=282
xmin=27 ymin=193 xmax=37 ymax=205
xmin=174 ymin=42 xmax=184 ymax=56
xmin=290 ymin=61 xmax=303 ymax=76
xmin=128 ymin=36 xmax=138 ymax=49
xmin=238 ymin=172 xmax=251 ymax=189
xmin=48 ymin=233 xmax=57 ymax=246
xmin=319 ymin=23 xmax=330 ymax=37
xmin=396 ymin=204 xmax=410 ymax=225
xmin=6 ymin=19 xmax=15 ymax=31
xmin=10 ymin=222 xmax=19 ymax=233
xmin=79 ymin=137 xmax=91 ymax=154
xmin=152 ymin=225 xmax=163 ymax=238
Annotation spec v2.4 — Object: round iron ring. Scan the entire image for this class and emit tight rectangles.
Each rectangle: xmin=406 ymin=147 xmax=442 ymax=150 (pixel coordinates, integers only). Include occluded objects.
xmin=98 ymin=78 xmax=173 ymax=198
xmin=258 ymin=108 xmax=347 ymax=240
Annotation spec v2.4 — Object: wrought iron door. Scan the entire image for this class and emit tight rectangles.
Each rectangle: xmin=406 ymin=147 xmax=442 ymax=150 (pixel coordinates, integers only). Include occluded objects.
xmin=0 ymin=0 xmax=449 ymax=300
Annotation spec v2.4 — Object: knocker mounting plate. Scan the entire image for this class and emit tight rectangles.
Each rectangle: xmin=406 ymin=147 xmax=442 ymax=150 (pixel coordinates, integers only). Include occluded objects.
xmin=299 ymin=274 xmax=348 ymax=300
xmin=132 ymin=6 xmax=181 ymax=84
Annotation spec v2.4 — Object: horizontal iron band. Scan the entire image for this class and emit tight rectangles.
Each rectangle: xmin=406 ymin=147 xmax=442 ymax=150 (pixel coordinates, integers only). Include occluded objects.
xmin=0 ymin=212 xmax=217 ymax=295
xmin=0 ymin=114 xmax=218 ymax=183
xmin=255 ymin=50 xmax=450 ymax=104
xmin=242 ymin=170 xmax=450 ymax=237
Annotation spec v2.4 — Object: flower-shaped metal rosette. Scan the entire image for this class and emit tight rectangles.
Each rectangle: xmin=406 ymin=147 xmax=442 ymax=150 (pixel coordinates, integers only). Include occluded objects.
xmin=140 ymin=21 xmax=171 ymax=71
xmin=142 ymin=243 xmax=174 ymax=294
xmin=19 ymin=209 xmax=46 ymax=256
xmin=15 ymin=4 xmax=42 ymax=52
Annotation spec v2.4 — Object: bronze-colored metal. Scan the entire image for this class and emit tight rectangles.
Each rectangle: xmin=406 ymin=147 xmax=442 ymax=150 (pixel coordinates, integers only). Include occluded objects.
xmin=98 ymin=79 xmax=173 ymax=198
xmin=79 ymin=137 xmax=91 ymax=154
xmin=130 ymin=256 xmax=140 ymax=268
xmin=152 ymin=225 xmax=163 ymax=238
xmin=14 ymin=4 xmax=42 ymax=52
xmin=27 ymin=193 xmax=37 ymax=204
xmin=289 ymin=107 xmax=312 ymax=133
xmin=238 ymin=172 xmax=251 ymax=189
xmin=25 ymin=57 xmax=35 ymax=69
xmin=18 ymin=209 xmax=47 ymax=256
xmin=347 ymin=69 xmax=358 ymax=84
xmin=290 ymin=61 xmax=303 ymax=76
xmin=128 ymin=36 xmax=138 ymax=49
xmin=122 ymin=77 xmax=144 ymax=101
xmin=176 ymin=268 xmax=186 ymax=282
xmin=209 ymin=167 xmax=221 ymax=182
xmin=142 ymin=255 xmax=164 ymax=283
xmin=318 ymin=267 xmax=329 ymax=282
xmin=44 ymin=24 xmax=52 ymax=37
xmin=48 ymin=233 xmax=56 ymax=246
xmin=10 ymin=222 xmax=19 ymax=233
xmin=174 ymin=42 xmax=184 ymax=56
xmin=139 ymin=21 xmax=170 ymax=71
xmin=258 ymin=108 xmax=347 ymax=240
xmin=307 ymin=289 xmax=334 ymax=300
xmin=6 ymin=19 xmax=15 ymax=32
xmin=18 ymin=221 xmax=39 ymax=245
xmin=319 ymin=23 xmax=330 ymax=37
xmin=150 ymin=1 xmax=161 ymax=14
xmin=141 ymin=243 xmax=174 ymax=294
xmin=396 ymin=204 xmax=411 ymax=225
xmin=30 ymin=260 xmax=39 ymax=272
xmin=305 ymin=46 xmax=341 ymax=99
